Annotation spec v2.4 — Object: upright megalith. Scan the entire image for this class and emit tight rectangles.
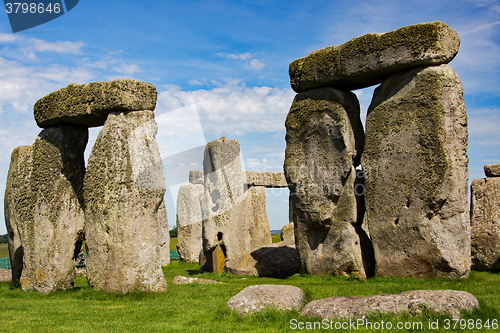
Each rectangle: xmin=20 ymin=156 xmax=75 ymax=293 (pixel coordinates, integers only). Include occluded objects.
xmin=34 ymin=79 xmax=157 ymax=127
xmin=176 ymin=171 xmax=204 ymax=263
xmin=4 ymin=146 xmax=33 ymax=286
xmin=201 ymin=137 xmax=272 ymax=268
xmin=158 ymin=198 xmax=170 ymax=266
xmin=84 ymin=110 xmax=167 ymax=293
xmin=470 ymin=166 xmax=500 ymax=226
xmin=284 ymin=87 xmax=367 ymax=277
xmin=363 ymin=64 xmax=469 ymax=278
xmin=22 ymin=125 xmax=88 ymax=293
xmin=289 ymin=21 xmax=460 ymax=92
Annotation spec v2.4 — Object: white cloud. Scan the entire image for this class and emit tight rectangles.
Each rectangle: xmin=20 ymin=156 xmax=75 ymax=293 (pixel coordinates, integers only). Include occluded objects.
xmin=245 ymin=157 xmax=283 ymax=172
xmin=111 ymin=63 xmax=141 ymax=75
xmin=217 ymin=52 xmax=253 ymax=60
xmin=31 ymin=39 xmax=86 ymax=54
xmin=248 ymin=58 xmax=265 ymax=70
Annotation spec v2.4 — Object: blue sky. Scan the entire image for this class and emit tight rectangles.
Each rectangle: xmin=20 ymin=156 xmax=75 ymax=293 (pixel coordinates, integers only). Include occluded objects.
xmin=0 ymin=0 xmax=499 ymax=235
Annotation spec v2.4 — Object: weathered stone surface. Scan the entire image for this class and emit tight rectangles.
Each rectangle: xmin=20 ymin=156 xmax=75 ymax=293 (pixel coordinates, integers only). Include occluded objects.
xmin=189 ymin=170 xmax=204 ymax=184
xmin=245 ymin=171 xmax=287 ymax=187
xmin=176 ymin=183 xmax=204 ymax=263
xmin=158 ymin=198 xmax=170 ymax=266
xmin=172 ymin=275 xmax=223 ymax=285
xmin=21 ymin=125 xmax=87 ymax=293
xmin=471 ymin=224 xmax=500 ymax=272
xmin=4 ymin=146 xmax=32 ymax=286
xmin=290 ymin=21 xmax=459 ymax=92
xmin=205 ymin=245 xmax=225 ymax=273
xmin=84 ymin=111 xmax=167 ymax=293
xmin=0 ymin=269 xmax=11 ymax=282
xmin=363 ymin=64 xmax=470 ymax=278
xmin=224 ymin=241 xmax=300 ymax=277
xmin=34 ymin=79 xmax=157 ymax=128
xmin=485 ymin=164 xmax=500 ymax=177
xmin=301 ymin=290 xmax=479 ymax=320
xmin=284 ymin=87 xmax=367 ymax=277
xmin=201 ymin=138 xmax=272 ymax=265
xmin=227 ymin=285 xmax=305 ymax=315
xmin=280 ymin=222 xmax=294 ymax=242
xmin=471 ymin=178 xmax=500 ymax=226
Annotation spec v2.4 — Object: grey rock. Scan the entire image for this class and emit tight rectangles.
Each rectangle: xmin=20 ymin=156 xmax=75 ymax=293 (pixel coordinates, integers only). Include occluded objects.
xmin=0 ymin=269 xmax=11 ymax=282
xmin=4 ymin=146 xmax=33 ymax=286
xmin=172 ymin=275 xmax=223 ymax=285
xmin=34 ymin=79 xmax=157 ymax=128
xmin=290 ymin=21 xmax=460 ymax=92
xmin=363 ymin=64 xmax=470 ymax=278
xmin=201 ymin=138 xmax=271 ymax=264
xmin=224 ymin=241 xmax=300 ymax=277
xmin=245 ymin=171 xmax=288 ymax=187
xmin=84 ymin=111 xmax=167 ymax=293
xmin=158 ymin=198 xmax=170 ymax=266
xmin=471 ymin=178 xmax=500 ymax=226
xmin=176 ymin=183 xmax=204 ymax=262
xmin=227 ymin=285 xmax=305 ymax=315
xmin=301 ymin=290 xmax=479 ymax=320
xmin=189 ymin=170 xmax=204 ymax=184
xmin=284 ymin=87 xmax=367 ymax=277
xmin=485 ymin=164 xmax=500 ymax=177
xmin=22 ymin=125 xmax=87 ymax=293
xmin=280 ymin=222 xmax=295 ymax=243
xmin=471 ymin=224 xmax=500 ymax=272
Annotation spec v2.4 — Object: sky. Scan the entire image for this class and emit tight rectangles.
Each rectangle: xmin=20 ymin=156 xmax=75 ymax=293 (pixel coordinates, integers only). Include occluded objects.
xmin=0 ymin=0 xmax=499 ymax=235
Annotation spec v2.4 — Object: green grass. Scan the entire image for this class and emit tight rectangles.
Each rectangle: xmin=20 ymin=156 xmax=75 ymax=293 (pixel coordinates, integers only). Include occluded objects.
xmin=170 ymin=237 xmax=177 ymax=251
xmin=1 ymin=262 xmax=499 ymax=332
xmin=0 ymin=243 xmax=8 ymax=257
xmin=271 ymin=235 xmax=281 ymax=243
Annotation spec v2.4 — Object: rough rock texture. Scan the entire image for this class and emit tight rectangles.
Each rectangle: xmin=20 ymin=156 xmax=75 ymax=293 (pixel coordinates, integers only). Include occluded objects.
xmin=84 ymin=111 xmax=167 ymax=293
xmin=245 ymin=171 xmax=288 ymax=187
xmin=34 ymin=79 xmax=157 ymax=128
xmin=176 ymin=183 xmax=204 ymax=262
xmin=284 ymin=87 xmax=368 ymax=277
xmin=363 ymin=64 xmax=470 ymax=278
xmin=206 ymin=244 xmax=225 ymax=273
xmin=227 ymin=285 xmax=305 ymax=315
xmin=224 ymin=241 xmax=300 ymax=277
xmin=0 ymin=269 xmax=11 ymax=282
xmin=280 ymin=222 xmax=295 ymax=242
xmin=172 ymin=275 xmax=223 ymax=285
xmin=471 ymin=224 xmax=500 ymax=272
xmin=4 ymin=146 xmax=33 ymax=286
xmin=301 ymin=290 xmax=479 ymax=320
xmin=21 ymin=125 xmax=87 ymax=293
xmin=158 ymin=199 xmax=170 ymax=266
xmin=290 ymin=21 xmax=459 ymax=92
xmin=484 ymin=164 xmax=500 ymax=177
xmin=201 ymin=137 xmax=272 ymax=265
xmin=189 ymin=170 xmax=204 ymax=184
xmin=470 ymin=178 xmax=500 ymax=226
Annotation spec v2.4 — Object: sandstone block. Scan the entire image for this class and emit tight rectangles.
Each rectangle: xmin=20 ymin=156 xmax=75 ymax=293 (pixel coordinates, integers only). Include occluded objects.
xmin=471 ymin=224 xmax=500 ymax=272
xmin=363 ymin=64 xmax=470 ymax=278
xmin=224 ymin=241 xmax=300 ymax=277
xmin=301 ymin=290 xmax=479 ymax=320
xmin=84 ymin=111 xmax=167 ymax=293
xmin=201 ymin=138 xmax=271 ymax=265
xmin=227 ymin=285 xmax=305 ymax=315
xmin=471 ymin=178 xmax=500 ymax=226
xmin=4 ymin=146 xmax=33 ymax=286
xmin=284 ymin=87 xmax=367 ymax=277
xmin=172 ymin=276 xmax=223 ymax=285
xmin=290 ymin=21 xmax=459 ymax=92
xmin=280 ymin=222 xmax=294 ymax=243
xmin=189 ymin=170 xmax=204 ymax=184
xmin=158 ymin=198 xmax=170 ymax=266
xmin=485 ymin=164 xmax=500 ymax=177
xmin=21 ymin=125 xmax=87 ymax=293
xmin=176 ymin=183 xmax=204 ymax=262
xmin=245 ymin=171 xmax=287 ymax=187
xmin=34 ymin=79 xmax=157 ymax=127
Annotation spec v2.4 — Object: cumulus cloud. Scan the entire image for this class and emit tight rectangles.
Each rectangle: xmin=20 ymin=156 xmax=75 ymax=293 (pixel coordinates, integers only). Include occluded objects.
xmin=217 ymin=51 xmax=266 ymax=71
xmin=217 ymin=52 xmax=252 ymax=60
xmin=111 ymin=63 xmax=141 ymax=75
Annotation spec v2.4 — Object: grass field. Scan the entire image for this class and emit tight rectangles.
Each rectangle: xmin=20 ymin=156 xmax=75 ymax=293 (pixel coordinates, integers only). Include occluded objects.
xmin=1 ymin=260 xmax=499 ymax=332
xmin=0 ymin=243 xmax=8 ymax=257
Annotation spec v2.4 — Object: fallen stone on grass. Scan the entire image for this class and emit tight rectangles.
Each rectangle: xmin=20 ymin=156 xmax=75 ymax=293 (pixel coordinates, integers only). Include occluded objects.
xmin=227 ymin=285 xmax=305 ymax=315
xmin=172 ymin=276 xmax=224 ymax=285
xmin=300 ymin=290 xmax=479 ymax=320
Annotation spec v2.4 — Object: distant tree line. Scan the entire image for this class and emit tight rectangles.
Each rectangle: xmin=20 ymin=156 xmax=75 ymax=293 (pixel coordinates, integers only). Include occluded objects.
xmin=0 ymin=234 xmax=7 ymax=244
xmin=169 ymin=227 xmax=177 ymax=238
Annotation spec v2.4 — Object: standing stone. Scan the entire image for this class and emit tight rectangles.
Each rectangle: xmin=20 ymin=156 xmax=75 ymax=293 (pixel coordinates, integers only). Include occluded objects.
xmin=289 ymin=21 xmax=460 ymax=92
xmin=471 ymin=224 xmax=500 ymax=272
xmin=21 ymin=125 xmax=87 ymax=293
xmin=84 ymin=111 xmax=167 ymax=293
xmin=363 ymin=64 xmax=470 ymax=278
xmin=284 ymin=87 xmax=367 ymax=277
xmin=470 ymin=178 xmax=500 ymax=226
xmin=158 ymin=198 xmax=170 ymax=266
xmin=4 ymin=146 xmax=33 ymax=286
xmin=176 ymin=182 xmax=204 ymax=263
xmin=280 ymin=223 xmax=295 ymax=243
xmin=201 ymin=137 xmax=272 ymax=265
